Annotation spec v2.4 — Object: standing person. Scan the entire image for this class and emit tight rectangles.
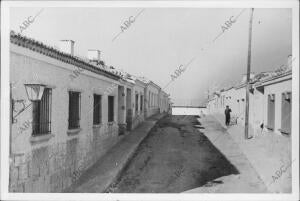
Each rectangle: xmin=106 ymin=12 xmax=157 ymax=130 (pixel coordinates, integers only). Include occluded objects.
xmin=224 ymin=105 xmax=232 ymax=126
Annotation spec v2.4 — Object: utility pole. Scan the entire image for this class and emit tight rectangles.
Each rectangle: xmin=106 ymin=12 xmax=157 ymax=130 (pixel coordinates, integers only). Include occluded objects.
xmin=245 ymin=8 xmax=254 ymax=139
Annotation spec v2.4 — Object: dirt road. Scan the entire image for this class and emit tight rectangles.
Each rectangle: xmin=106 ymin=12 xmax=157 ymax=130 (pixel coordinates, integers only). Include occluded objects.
xmin=108 ymin=115 xmax=239 ymax=193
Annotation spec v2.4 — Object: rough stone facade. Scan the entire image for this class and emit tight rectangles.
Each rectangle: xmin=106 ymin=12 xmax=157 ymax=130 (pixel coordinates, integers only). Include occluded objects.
xmin=9 ymin=124 xmax=119 ymax=192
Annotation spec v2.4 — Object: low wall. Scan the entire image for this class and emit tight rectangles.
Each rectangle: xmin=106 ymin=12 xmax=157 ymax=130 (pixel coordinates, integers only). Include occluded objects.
xmin=146 ymin=108 xmax=160 ymax=118
xmin=172 ymin=107 xmax=207 ymax=116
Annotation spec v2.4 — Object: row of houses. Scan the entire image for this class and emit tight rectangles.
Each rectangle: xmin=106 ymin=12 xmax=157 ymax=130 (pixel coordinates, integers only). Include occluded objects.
xmin=207 ymin=56 xmax=292 ymax=138
xmin=9 ymin=31 xmax=171 ymax=192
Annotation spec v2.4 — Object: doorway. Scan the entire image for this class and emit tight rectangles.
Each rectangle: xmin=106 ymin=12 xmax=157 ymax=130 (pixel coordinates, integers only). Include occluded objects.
xmin=267 ymin=94 xmax=275 ymax=130
xmin=126 ymin=88 xmax=132 ymax=130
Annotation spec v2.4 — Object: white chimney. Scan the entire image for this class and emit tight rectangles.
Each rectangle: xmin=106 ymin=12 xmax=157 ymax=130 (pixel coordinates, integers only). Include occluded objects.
xmin=287 ymin=55 xmax=293 ymax=70
xmin=59 ymin=40 xmax=75 ymax=56
xmin=87 ymin=49 xmax=101 ymax=63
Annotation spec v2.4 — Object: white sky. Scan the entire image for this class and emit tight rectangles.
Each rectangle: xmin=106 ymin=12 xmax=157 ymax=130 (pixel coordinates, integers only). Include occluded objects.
xmin=10 ymin=7 xmax=292 ymax=105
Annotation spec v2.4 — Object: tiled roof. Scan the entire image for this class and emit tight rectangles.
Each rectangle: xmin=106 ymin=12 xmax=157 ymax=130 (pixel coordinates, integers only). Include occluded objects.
xmin=10 ymin=31 xmax=121 ymax=81
xmin=137 ymin=76 xmax=150 ymax=84
xmin=255 ymin=69 xmax=292 ymax=86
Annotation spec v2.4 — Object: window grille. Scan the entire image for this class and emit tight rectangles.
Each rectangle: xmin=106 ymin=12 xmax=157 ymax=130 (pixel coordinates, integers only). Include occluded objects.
xmin=32 ymin=88 xmax=52 ymax=136
xmin=108 ymin=96 xmax=114 ymax=122
xmin=68 ymin=91 xmax=81 ymax=129
xmin=93 ymin=94 xmax=102 ymax=125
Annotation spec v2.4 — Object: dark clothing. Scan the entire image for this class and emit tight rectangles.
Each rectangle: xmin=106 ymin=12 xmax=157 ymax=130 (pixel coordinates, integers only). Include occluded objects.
xmin=225 ymin=108 xmax=232 ymax=126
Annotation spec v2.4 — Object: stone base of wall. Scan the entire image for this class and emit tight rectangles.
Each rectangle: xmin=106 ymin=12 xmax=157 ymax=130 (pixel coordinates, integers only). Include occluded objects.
xmin=132 ymin=113 xmax=144 ymax=130
xmin=146 ymin=108 xmax=160 ymax=118
xmin=118 ymin=123 xmax=127 ymax=135
xmin=9 ymin=123 xmax=120 ymax=193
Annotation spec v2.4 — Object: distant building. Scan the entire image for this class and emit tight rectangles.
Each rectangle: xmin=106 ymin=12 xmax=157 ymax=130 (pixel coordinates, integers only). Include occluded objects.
xmin=207 ymin=56 xmax=292 ymax=137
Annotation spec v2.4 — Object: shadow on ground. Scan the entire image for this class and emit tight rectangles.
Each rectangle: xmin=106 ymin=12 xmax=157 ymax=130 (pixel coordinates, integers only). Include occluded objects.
xmin=107 ymin=115 xmax=239 ymax=193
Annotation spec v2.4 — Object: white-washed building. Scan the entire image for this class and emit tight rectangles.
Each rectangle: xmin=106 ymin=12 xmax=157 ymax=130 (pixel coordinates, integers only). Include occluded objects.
xmin=254 ymin=70 xmax=292 ymax=135
xmin=207 ymin=56 xmax=292 ymax=137
xmin=9 ymin=31 xmax=170 ymax=192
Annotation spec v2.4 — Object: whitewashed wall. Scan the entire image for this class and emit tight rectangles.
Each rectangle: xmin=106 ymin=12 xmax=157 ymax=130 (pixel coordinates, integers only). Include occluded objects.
xmin=264 ymin=79 xmax=292 ymax=134
xmin=10 ymin=44 xmax=122 ymax=192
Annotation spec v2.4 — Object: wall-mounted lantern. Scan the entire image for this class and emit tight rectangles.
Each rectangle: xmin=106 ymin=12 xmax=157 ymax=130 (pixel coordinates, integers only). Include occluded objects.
xmin=10 ymin=83 xmax=46 ymax=157
xmin=11 ymin=83 xmax=46 ymax=124
xmin=24 ymin=83 xmax=46 ymax=101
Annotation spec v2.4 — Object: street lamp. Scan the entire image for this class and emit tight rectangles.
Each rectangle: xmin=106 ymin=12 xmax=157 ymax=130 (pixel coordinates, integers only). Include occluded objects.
xmin=24 ymin=83 xmax=46 ymax=101
xmin=10 ymin=82 xmax=46 ymax=157
xmin=11 ymin=83 xmax=46 ymax=123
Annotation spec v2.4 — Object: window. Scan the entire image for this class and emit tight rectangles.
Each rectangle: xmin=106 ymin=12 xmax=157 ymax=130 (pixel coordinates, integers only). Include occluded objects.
xmin=135 ymin=93 xmax=139 ymax=112
xmin=93 ymin=94 xmax=102 ymax=125
xmin=151 ymin=93 xmax=153 ymax=106
xmin=68 ymin=91 xmax=81 ymax=129
xmin=140 ymin=95 xmax=143 ymax=111
xmin=148 ymin=91 xmax=150 ymax=107
xmin=281 ymin=92 xmax=291 ymax=134
xmin=108 ymin=96 xmax=114 ymax=122
xmin=32 ymin=88 xmax=52 ymax=136
xmin=267 ymin=94 xmax=275 ymax=130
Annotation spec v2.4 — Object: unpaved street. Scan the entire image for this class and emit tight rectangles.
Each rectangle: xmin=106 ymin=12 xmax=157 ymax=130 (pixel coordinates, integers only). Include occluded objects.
xmin=108 ymin=115 xmax=239 ymax=193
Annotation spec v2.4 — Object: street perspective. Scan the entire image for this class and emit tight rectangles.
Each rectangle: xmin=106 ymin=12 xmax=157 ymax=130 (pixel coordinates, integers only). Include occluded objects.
xmin=1 ymin=1 xmax=299 ymax=201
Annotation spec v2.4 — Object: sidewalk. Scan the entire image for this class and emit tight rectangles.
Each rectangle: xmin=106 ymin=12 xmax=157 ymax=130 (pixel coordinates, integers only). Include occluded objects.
xmin=64 ymin=112 xmax=166 ymax=193
xmin=184 ymin=115 xmax=268 ymax=193
xmin=212 ymin=113 xmax=292 ymax=193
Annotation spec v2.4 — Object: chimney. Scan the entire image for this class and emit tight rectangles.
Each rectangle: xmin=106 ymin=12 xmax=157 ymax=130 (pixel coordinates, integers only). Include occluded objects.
xmin=59 ymin=40 xmax=75 ymax=56
xmin=287 ymin=55 xmax=293 ymax=70
xmin=87 ymin=49 xmax=101 ymax=64
xmin=241 ymin=73 xmax=255 ymax=83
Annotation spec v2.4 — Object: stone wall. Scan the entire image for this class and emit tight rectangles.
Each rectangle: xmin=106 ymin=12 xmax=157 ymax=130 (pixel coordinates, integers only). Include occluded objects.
xmin=146 ymin=108 xmax=160 ymax=118
xmin=132 ymin=113 xmax=145 ymax=130
xmin=9 ymin=123 xmax=120 ymax=192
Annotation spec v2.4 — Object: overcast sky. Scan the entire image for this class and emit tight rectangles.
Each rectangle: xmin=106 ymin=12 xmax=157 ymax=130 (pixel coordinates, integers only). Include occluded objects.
xmin=10 ymin=7 xmax=292 ymax=105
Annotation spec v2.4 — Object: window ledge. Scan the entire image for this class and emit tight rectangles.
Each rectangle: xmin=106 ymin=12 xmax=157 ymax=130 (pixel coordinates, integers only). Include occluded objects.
xmin=265 ymin=125 xmax=274 ymax=131
xmin=30 ymin=133 xmax=54 ymax=144
xmin=278 ymin=128 xmax=290 ymax=135
xmin=67 ymin=128 xmax=82 ymax=136
xmin=107 ymin=122 xmax=115 ymax=126
xmin=93 ymin=124 xmax=103 ymax=129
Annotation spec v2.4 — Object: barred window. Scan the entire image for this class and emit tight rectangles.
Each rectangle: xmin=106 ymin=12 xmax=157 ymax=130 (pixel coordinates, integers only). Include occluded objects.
xmin=148 ymin=91 xmax=150 ymax=107
xmin=93 ymin=94 xmax=102 ymax=125
xmin=32 ymin=88 xmax=52 ymax=136
xmin=108 ymin=96 xmax=114 ymax=122
xmin=68 ymin=91 xmax=81 ymax=129
xmin=281 ymin=92 xmax=291 ymax=134
xmin=140 ymin=95 xmax=143 ymax=111
xmin=135 ymin=93 xmax=139 ymax=112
